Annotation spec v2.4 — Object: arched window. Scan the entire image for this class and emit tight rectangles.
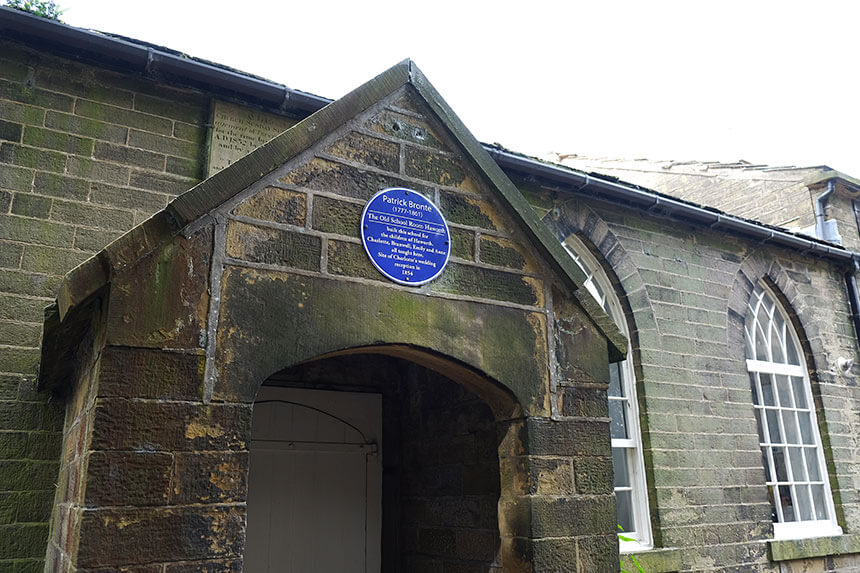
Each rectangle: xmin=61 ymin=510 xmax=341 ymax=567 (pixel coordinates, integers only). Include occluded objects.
xmin=563 ymin=236 xmax=652 ymax=550
xmin=744 ymin=283 xmax=842 ymax=539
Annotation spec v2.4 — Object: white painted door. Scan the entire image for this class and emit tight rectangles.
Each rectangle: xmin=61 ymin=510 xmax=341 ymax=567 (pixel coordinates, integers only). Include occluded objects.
xmin=245 ymin=387 xmax=382 ymax=573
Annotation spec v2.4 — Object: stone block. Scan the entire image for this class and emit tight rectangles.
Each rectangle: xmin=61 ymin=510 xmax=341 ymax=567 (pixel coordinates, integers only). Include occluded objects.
xmin=43 ymin=111 xmax=128 ymax=144
xmin=89 ymin=398 xmax=252 ymax=452
xmin=234 ymin=186 xmax=307 ymax=227
xmin=99 ymin=347 xmax=205 ymax=400
xmin=74 ymin=100 xmax=172 ymax=135
xmin=0 ymin=120 xmax=22 ymax=143
xmin=21 ymin=244 xmax=90 ymax=275
xmin=450 ymin=227 xmax=474 ymax=260
xmin=367 ymin=109 xmax=445 ymax=150
xmin=0 ymin=164 xmax=32 ymax=193
xmin=419 ymin=527 xmax=456 ymax=556
xmin=171 ymin=451 xmax=248 ymax=504
xmin=325 ymin=131 xmax=399 ymax=171
xmin=10 ymin=194 xmax=51 ymax=219
xmin=76 ymin=505 xmax=245 ymax=568
xmin=225 ymin=221 xmax=321 ymax=270
xmin=0 ymin=215 xmax=75 ymax=248
xmin=0 ymin=100 xmax=44 ymax=127
xmin=311 ymin=196 xmax=360 ymax=236
xmin=573 ymin=456 xmax=613 ymax=495
xmin=327 ymin=239 xmax=382 ymax=280
xmin=65 ymin=156 xmax=130 ymax=185
xmin=90 ymin=183 xmax=168 ymax=212
xmin=84 ymin=451 xmax=172 ymax=507
xmin=405 ymin=147 xmax=477 ymax=192
xmin=106 ymin=228 xmax=211 ymax=349
xmin=439 ymin=191 xmax=499 ymax=231
xmin=279 ymin=157 xmax=431 ymax=201
xmin=22 ymin=127 xmax=93 ymax=156
xmin=128 ymin=171 xmax=195 ymax=195
xmin=93 ymin=142 xmax=165 ymax=171
xmin=526 ymin=417 xmax=610 ymax=457
xmin=0 ymin=524 xmax=48 ymax=559
xmin=133 ymin=93 xmax=207 ymax=125
xmin=128 ymin=130 xmax=200 ymax=160
xmin=479 ymin=236 xmax=532 ymax=271
xmin=166 ymin=156 xmax=200 ymax=179
xmin=561 ymin=386 xmax=609 ymax=418
xmin=431 ymin=263 xmax=542 ymax=307
xmin=74 ymin=227 xmax=122 ymax=252
xmin=50 ymin=200 xmax=134 ymax=231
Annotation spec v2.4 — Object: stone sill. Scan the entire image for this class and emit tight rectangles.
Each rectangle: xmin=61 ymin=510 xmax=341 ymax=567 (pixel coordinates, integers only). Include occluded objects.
xmin=621 ymin=547 xmax=681 ymax=572
xmin=768 ymin=533 xmax=860 ymax=561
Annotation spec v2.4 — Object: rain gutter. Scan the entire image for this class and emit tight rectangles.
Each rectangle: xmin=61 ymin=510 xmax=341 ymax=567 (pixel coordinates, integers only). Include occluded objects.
xmin=485 ymin=148 xmax=860 ymax=266
xmin=3 ymin=6 xmax=859 ymax=268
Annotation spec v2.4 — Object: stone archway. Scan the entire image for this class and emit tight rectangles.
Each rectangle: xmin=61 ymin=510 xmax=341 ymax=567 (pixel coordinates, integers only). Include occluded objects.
xmin=244 ymin=350 xmax=523 ymax=572
xmin=39 ymin=61 xmax=625 ymax=572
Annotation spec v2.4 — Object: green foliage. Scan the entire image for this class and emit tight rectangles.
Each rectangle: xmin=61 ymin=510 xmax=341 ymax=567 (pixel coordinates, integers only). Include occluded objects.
xmin=619 ymin=525 xmax=646 ymax=573
xmin=3 ymin=0 xmax=63 ymax=20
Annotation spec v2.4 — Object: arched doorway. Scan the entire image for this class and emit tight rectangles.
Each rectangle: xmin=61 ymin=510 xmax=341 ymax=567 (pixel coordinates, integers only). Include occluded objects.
xmin=245 ymin=351 xmax=516 ymax=572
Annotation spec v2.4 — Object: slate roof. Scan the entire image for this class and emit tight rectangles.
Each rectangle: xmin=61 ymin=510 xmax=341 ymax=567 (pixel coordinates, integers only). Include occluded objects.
xmin=550 ymin=155 xmax=860 ymax=230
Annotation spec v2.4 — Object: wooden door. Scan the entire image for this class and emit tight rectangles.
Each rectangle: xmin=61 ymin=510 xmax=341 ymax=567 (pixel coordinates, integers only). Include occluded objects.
xmin=245 ymin=387 xmax=382 ymax=572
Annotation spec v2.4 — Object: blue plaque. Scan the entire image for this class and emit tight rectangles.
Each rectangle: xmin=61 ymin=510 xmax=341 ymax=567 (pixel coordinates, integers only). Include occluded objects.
xmin=360 ymin=188 xmax=451 ymax=286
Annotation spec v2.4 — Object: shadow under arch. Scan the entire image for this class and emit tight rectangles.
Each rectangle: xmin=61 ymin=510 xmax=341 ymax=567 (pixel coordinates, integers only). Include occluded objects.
xmin=245 ymin=344 xmax=527 ymax=572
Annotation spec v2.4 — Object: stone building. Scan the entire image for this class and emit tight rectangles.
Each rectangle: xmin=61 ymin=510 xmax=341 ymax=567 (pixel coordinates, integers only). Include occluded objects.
xmin=0 ymin=7 xmax=858 ymax=573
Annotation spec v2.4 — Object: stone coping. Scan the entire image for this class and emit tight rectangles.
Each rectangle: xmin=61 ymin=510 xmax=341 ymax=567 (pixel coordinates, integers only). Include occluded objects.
xmin=768 ymin=533 xmax=860 ymax=562
xmin=621 ymin=547 xmax=681 ymax=572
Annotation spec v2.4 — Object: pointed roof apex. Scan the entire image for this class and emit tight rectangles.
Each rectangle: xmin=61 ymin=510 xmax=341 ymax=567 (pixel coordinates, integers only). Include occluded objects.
xmin=55 ymin=59 xmax=627 ymax=361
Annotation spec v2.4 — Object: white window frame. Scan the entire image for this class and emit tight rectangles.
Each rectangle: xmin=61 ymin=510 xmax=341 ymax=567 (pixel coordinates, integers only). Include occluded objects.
xmin=563 ymin=236 xmax=652 ymax=552
xmin=744 ymin=283 xmax=842 ymax=540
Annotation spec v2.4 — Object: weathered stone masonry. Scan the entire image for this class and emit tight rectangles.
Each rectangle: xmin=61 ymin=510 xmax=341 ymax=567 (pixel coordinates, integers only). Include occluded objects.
xmin=2 ymin=11 xmax=860 ymax=571
xmin=37 ymin=64 xmax=626 ymax=571
xmin=0 ymin=37 xmax=214 ymax=571
xmin=522 ymin=185 xmax=860 ymax=571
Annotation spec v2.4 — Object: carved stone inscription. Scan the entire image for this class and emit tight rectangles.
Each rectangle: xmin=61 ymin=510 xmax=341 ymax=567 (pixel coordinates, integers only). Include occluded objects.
xmin=208 ymin=101 xmax=297 ymax=177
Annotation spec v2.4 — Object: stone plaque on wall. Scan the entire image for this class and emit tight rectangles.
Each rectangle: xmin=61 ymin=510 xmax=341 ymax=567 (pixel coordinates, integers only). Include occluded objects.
xmin=207 ymin=101 xmax=297 ymax=177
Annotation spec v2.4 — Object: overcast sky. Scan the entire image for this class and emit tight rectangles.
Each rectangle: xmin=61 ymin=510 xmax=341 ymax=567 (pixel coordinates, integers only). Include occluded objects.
xmin=57 ymin=1 xmax=860 ymax=176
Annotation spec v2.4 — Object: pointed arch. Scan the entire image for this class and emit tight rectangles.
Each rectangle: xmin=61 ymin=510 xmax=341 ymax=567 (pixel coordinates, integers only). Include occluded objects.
xmin=731 ymin=251 xmax=844 ymax=539
xmin=541 ymin=197 xmax=655 ymax=550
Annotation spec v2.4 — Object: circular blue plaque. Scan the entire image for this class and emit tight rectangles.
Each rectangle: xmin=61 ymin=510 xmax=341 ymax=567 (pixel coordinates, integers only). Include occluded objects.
xmin=360 ymin=188 xmax=451 ymax=286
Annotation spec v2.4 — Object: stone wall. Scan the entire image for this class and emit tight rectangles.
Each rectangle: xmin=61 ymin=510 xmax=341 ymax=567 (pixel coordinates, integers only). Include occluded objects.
xmin=0 ymin=39 xmax=213 ymax=570
xmin=521 ymin=178 xmax=860 ymax=572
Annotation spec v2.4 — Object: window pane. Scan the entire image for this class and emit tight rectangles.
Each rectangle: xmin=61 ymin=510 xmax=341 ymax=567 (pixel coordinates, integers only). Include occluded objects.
xmin=754 ymin=410 xmax=765 ymax=443
xmin=786 ymin=334 xmax=800 ymax=365
xmin=755 ymin=321 xmax=769 ymax=360
xmin=608 ymin=399 xmax=628 ymax=439
xmin=616 ymin=490 xmax=634 ymax=533
xmin=770 ymin=322 xmax=785 ymax=363
xmin=780 ymin=485 xmax=796 ymax=521
xmin=766 ymin=410 xmax=782 ymax=443
xmin=761 ymin=447 xmax=772 ymax=481
xmin=811 ymin=485 xmax=827 ymax=520
xmin=773 ymin=447 xmax=788 ymax=481
xmin=782 ymin=411 xmax=799 ymax=445
xmin=759 ymin=373 xmax=775 ymax=407
xmin=788 ymin=447 xmax=806 ymax=481
xmin=775 ymin=375 xmax=793 ymax=408
xmin=609 ymin=362 xmax=623 ymax=398
xmin=795 ymin=485 xmax=813 ymax=521
xmin=804 ymin=448 xmax=821 ymax=481
xmin=798 ymin=412 xmax=814 ymax=445
xmin=791 ymin=376 xmax=808 ymax=409
xmin=612 ymin=448 xmax=631 ymax=488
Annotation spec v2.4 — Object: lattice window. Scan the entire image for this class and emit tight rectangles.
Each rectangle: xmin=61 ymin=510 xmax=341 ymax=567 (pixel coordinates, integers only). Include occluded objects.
xmin=563 ymin=236 xmax=652 ymax=550
xmin=745 ymin=283 xmax=842 ymax=539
